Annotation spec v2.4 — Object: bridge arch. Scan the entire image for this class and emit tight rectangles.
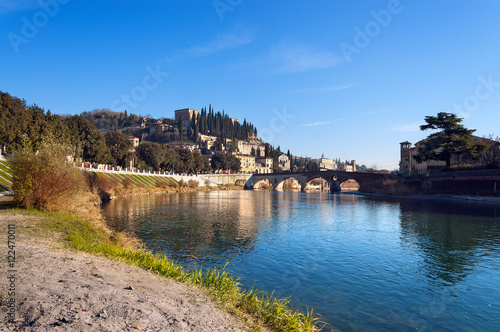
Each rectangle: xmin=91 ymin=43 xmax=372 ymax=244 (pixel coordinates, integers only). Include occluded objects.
xmin=275 ymin=177 xmax=304 ymax=191
xmin=304 ymin=177 xmax=330 ymax=192
xmin=254 ymin=178 xmax=271 ymax=190
xmin=338 ymin=178 xmax=360 ymax=191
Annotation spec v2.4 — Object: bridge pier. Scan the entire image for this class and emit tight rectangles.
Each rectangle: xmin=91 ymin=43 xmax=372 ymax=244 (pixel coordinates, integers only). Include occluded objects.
xmin=329 ymin=181 xmax=341 ymax=193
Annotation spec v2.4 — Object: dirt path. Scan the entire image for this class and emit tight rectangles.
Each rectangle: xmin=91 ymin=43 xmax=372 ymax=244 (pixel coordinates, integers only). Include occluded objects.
xmin=0 ymin=212 xmax=248 ymax=331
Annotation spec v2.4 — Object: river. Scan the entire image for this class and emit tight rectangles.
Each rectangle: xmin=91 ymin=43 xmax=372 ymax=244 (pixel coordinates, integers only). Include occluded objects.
xmin=102 ymin=191 xmax=500 ymax=331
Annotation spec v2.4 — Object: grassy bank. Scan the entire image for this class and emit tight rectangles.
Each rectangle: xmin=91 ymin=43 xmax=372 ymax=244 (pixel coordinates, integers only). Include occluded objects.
xmin=6 ymin=207 xmax=322 ymax=331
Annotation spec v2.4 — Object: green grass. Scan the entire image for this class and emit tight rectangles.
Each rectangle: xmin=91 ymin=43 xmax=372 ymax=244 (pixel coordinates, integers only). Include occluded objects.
xmin=89 ymin=172 xmax=178 ymax=189
xmin=15 ymin=209 xmax=324 ymax=332
xmin=0 ymin=161 xmax=13 ymax=175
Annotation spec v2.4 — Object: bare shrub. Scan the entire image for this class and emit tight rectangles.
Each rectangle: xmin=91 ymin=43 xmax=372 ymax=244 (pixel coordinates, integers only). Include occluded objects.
xmin=188 ymin=179 xmax=199 ymax=188
xmin=155 ymin=178 xmax=169 ymax=188
xmin=204 ymin=179 xmax=211 ymax=187
xmin=178 ymin=179 xmax=187 ymax=187
xmin=11 ymin=143 xmax=88 ymax=211
xmin=96 ymin=173 xmax=118 ymax=191
xmin=122 ymin=177 xmax=133 ymax=189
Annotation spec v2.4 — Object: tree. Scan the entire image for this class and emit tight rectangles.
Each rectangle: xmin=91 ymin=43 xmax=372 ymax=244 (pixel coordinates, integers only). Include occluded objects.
xmin=105 ymin=131 xmax=132 ymax=167
xmin=474 ymin=136 xmax=500 ymax=169
xmin=414 ymin=112 xmax=487 ymax=167
xmin=65 ymin=115 xmax=109 ymax=163
xmin=136 ymin=142 xmax=165 ymax=170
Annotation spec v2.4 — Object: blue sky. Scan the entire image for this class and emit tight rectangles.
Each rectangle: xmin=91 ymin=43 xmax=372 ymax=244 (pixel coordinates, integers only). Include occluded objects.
xmin=2 ymin=0 xmax=500 ymax=170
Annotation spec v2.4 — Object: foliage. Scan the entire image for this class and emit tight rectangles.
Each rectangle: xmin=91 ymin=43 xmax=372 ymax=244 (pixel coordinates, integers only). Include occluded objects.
xmin=0 ymin=91 xmax=71 ymax=153
xmin=10 ymin=142 xmax=87 ymax=211
xmin=65 ymin=115 xmax=111 ymax=163
xmin=211 ymin=154 xmax=241 ymax=172
xmin=474 ymin=136 xmax=500 ymax=169
xmin=136 ymin=141 xmax=166 ymax=171
xmin=414 ymin=112 xmax=487 ymax=167
xmin=104 ymin=131 xmax=132 ymax=167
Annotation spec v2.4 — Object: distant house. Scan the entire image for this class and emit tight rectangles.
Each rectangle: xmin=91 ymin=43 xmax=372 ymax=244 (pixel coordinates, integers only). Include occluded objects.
xmin=319 ymin=154 xmax=336 ymax=171
xmin=278 ymin=154 xmax=290 ymax=171
xmin=256 ymin=156 xmax=273 ymax=174
xmin=129 ymin=136 xmax=140 ymax=148
xmin=149 ymin=121 xmax=167 ymax=134
xmin=235 ymin=155 xmax=256 ymax=173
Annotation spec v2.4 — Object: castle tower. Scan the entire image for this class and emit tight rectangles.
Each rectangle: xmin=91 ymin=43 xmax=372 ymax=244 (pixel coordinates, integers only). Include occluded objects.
xmin=399 ymin=141 xmax=412 ymax=172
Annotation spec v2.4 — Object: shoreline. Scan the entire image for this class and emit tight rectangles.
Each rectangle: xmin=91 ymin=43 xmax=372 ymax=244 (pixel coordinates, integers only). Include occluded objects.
xmin=0 ymin=211 xmax=250 ymax=331
xmin=351 ymin=190 xmax=500 ymax=203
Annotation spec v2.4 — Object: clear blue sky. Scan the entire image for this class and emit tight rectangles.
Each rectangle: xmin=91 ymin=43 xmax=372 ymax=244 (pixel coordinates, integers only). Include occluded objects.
xmin=2 ymin=0 xmax=500 ymax=170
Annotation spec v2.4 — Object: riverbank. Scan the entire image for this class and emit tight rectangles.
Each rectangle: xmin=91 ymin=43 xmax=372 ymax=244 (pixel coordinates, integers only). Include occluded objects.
xmin=0 ymin=198 xmax=321 ymax=332
xmin=0 ymin=209 xmax=248 ymax=331
xmin=352 ymin=190 xmax=500 ymax=202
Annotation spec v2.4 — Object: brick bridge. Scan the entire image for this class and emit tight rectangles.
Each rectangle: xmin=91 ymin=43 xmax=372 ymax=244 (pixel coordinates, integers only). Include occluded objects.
xmin=248 ymin=171 xmax=392 ymax=193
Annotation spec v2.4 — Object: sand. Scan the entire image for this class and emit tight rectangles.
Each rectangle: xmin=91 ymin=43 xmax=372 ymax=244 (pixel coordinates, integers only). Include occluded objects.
xmin=0 ymin=212 xmax=248 ymax=331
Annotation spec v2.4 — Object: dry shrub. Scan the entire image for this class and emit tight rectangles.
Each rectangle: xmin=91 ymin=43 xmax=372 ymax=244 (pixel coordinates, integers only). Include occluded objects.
xmin=96 ymin=173 xmax=118 ymax=191
xmin=122 ymin=177 xmax=133 ymax=189
xmin=11 ymin=143 xmax=89 ymax=211
xmin=179 ymin=179 xmax=187 ymax=187
xmin=359 ymin=178 xmax=417 ymax=196
xmin=155 ymin=178 xmax=169 ymax=188
xmin=187 ymin=179 xmax=199 ymax=188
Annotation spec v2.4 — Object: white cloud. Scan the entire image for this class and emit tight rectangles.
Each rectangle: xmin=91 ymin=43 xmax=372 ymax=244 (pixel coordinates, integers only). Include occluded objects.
xmin=392 ymin=123 xmax=422 ymax=132
xmin=301 ymin=121 xmax=331 ymax=127
xmin=166 ymin=31 xmax=255 ymax=62
xmin=270 ymin=43 xmax=344 ymax=73
xmin=293 ymin=83 xmax=357 ymax=94
xmin=0 ymin=0 xmax=39 ymax=13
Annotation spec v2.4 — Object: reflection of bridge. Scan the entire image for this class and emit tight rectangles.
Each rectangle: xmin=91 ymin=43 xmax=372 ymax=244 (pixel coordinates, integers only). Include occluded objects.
xmin=248 ymin=171 xmax=392 ymax=193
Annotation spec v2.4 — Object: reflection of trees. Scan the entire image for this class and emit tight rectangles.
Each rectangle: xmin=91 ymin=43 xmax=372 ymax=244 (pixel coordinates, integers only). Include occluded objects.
xmin=101 ymin=192 xmax=261 ymax=268
xmin=398 ymin=199 xmax=500 ymax=286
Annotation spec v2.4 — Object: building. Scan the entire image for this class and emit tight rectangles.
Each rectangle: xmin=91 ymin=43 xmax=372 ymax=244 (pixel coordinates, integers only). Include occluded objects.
xmin=256 ymin=156 xmax=273 ymax=174
xmin=149 ymin=121 xmax=167 ymax=134
xmin=235 ymin=155 xmax=256 ymax=173
xmin=337 ymin=160 xmax=356 ymax=172
xmin=128 ymin=136 xmax=140 ymax=148
xmin=237 ymin=140 xmax=265 ymax=156
xmin=175 ymin=108 xmax=199 ymax=127
xmin=399 ymin=136 xmax=493 ymax=174
xmin=319 ymin=154 xmax=336 ymax=171
xmin=278 ymin=154 xmax=290 ymax=171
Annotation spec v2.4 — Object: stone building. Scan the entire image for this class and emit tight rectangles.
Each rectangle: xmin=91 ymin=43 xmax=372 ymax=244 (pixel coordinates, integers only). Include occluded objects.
xmin=319 ymin=154 xmax=336 ymax=171
xmin=174 ymin=108 xmax=199 ymax=127
xmin=278 ymin=154 xmax=290 ymax=171
xmin=237 ymin=140 xmax=265 ymax=156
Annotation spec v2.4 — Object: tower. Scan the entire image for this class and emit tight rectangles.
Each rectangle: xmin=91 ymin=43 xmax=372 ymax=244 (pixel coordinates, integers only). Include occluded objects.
xmin=399 ymin=141 xmax=412 ymax=172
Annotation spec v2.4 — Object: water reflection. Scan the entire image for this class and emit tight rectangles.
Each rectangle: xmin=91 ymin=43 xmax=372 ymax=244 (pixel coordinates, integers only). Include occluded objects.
xmin=396 ymin=198 xmax=500 ymax=286
xmin=102 ymin=192 xmax=500 ymax=331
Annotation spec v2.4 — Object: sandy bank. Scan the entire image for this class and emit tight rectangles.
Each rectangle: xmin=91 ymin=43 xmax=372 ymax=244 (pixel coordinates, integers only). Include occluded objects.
xmin=0 ymin=211 xmax=248 ymax=331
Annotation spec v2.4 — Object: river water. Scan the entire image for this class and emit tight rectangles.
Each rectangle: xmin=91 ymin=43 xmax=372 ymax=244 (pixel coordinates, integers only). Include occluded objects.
xmin=102 ymin=191 xmax=500 ymax=331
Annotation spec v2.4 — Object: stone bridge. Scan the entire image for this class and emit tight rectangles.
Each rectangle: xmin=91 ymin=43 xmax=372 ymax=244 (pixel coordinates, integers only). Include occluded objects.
xmin=248 ymin=171 xmax=392 ymax=193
